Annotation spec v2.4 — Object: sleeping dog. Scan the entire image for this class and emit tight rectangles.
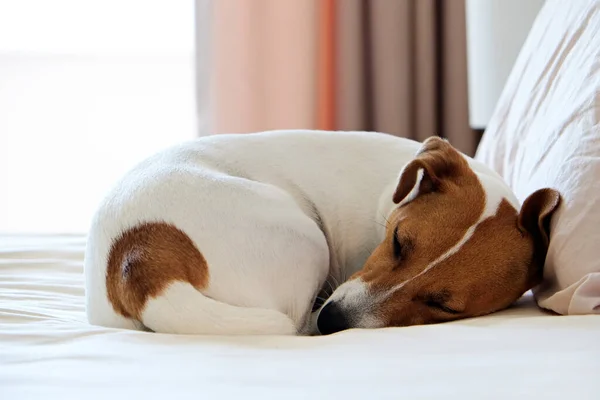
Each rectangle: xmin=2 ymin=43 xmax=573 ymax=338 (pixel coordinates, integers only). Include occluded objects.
xmin=84 ymin=130 xmax=560 ymax=335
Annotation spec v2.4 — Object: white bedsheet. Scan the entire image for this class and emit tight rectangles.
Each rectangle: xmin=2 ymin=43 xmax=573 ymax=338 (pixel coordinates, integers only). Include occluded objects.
xmin=1 ymin=234 xmax=599 ymax=399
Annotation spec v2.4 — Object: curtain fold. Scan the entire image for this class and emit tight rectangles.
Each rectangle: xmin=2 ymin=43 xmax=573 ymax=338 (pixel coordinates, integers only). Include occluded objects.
xmin=210 ymin=0 xmax=318 ymax=134
xmin=207 ymin=0 xmax=479 ymax=155
xmin=317 ymin=0 xmax=336 ymax=130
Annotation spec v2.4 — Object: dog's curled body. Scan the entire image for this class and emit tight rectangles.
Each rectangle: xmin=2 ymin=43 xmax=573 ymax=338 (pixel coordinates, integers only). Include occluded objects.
xmin=85 ymin=130 xmax=526 ymax=335
xmin=85 ymin=130 xmax=424 ymax=334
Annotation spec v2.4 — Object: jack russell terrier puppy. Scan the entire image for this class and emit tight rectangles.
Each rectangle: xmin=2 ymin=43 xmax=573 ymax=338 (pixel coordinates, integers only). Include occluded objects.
xmin=84 ymin=130 xmax=560 ymax=335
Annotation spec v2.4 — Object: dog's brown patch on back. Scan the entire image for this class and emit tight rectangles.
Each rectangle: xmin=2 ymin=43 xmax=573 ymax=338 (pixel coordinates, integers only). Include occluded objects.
xmin=106 ymin=222 xmax=208 ymax=320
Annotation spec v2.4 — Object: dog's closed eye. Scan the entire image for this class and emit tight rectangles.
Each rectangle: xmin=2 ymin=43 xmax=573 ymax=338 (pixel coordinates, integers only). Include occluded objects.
xmin=424 ymin=299 xmax=461 ymax=314
xmin=392 ymin=229 xmax=413 ymax=267
xmin=420 ymin=291 xmax=462 ymax=314
xmin=392 ymin=227 xmax=402 ymax=259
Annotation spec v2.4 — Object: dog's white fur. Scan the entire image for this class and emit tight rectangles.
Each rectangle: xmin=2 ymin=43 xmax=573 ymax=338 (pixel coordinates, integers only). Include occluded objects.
xmin=84 ymin=130 xmax=517 ymax=335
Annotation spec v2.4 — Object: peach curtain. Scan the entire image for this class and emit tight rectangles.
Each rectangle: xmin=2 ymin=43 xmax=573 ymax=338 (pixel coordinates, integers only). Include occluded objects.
xmin=208 ymin=0 xmax=479 ymax=155
xmin=210 ymin=0 xmax=318 ymax=134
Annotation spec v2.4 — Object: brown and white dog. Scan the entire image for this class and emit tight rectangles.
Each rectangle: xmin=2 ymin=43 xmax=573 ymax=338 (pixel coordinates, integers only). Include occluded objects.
xmin=84 ymin=130 xmax=560 ymax=335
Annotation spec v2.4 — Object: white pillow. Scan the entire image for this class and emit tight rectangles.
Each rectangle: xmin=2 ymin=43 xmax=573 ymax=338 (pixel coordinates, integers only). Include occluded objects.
xmin=475 ymin=0 xmax=600 ymax=315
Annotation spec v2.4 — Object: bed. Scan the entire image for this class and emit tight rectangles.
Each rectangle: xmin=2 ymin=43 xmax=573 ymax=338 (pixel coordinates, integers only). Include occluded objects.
xmin=1 ymin=234 xmax=599 ymax=399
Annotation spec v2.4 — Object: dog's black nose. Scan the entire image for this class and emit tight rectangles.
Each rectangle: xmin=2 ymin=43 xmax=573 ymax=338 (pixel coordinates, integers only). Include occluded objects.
xmin=317 ymin=301 xmax=349 ymax=335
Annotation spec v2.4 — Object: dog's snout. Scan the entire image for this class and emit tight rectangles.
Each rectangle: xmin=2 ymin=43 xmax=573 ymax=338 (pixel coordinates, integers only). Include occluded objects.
xmin=317 ymin=301 xmax=349 ymax=335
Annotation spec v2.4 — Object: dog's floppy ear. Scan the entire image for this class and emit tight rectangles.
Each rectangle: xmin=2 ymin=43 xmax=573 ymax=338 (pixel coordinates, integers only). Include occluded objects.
xmin=393 ymin=136 xmax=468 ymax=204
xmin=517 ymin=188 xmax=561 ymax=287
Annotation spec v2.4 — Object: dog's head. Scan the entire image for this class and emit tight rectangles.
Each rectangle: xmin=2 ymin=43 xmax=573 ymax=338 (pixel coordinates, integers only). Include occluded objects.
xmin=317 ymin=137 xmax=561 ymax=334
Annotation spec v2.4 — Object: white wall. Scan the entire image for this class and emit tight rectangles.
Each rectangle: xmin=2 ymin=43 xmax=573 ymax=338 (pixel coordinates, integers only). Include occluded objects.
xmin=0 ymin=0 xmax=197 ymax=233
xmin=465 ymin=0 xmax=545 ymax=129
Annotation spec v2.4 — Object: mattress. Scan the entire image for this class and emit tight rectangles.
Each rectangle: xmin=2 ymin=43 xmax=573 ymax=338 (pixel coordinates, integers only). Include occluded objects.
xmin=1 ymin=234 xmax=599 ymax=399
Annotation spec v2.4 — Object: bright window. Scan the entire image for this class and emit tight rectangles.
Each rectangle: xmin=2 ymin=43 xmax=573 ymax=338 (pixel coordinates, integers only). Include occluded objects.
xmin=0 ymin=0 xmax=197 ymax=233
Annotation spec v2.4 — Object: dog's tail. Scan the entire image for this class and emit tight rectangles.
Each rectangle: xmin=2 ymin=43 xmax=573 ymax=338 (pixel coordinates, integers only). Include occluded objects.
xmin=140 ymin=281 xmax=297 ymax=335
xmin=90 ymin=221 xmax=297 ymax=336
